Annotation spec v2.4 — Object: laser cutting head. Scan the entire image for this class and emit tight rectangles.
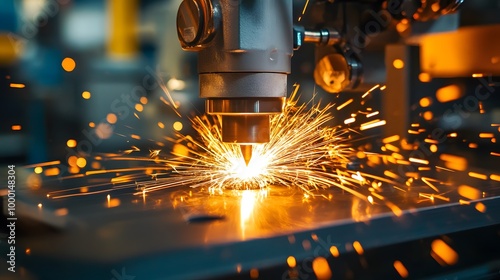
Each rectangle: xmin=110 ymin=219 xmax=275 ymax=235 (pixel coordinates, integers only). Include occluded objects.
xmin=177 ymin=0 xmax=293 ymax=164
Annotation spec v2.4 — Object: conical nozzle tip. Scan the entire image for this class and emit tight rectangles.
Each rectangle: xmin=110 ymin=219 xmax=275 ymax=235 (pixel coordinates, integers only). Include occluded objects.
xmin=240 ymin=145 xmax=252 ymax=166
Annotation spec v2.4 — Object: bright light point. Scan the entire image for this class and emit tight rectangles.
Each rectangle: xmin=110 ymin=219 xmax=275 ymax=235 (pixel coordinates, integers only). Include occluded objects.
xmin=34 ymin=167 xmax=43 ymax=174
xmin=82 ymin=91 xmax=91 ymax=99
xmin=367 ymin=196 xmax=374 ymax=204
xmin=423 ymin=111 xmax=433 ymax=121
xmin=167 ymin=78 xmax=186 ymax=90
xmin=394 ymin=260 xmax=409 ymax=278
xmin=430 ymin=144 xmax=438 ymax=153
xmin=431 ymin=239 xmax=458 ymax=265
xmin=353 ymin=241 xmax=364 ymax=255
xmin=419 ymin=97 xmax=432 ymax=107
xmin=61 ymin=57 xmax=76 ymax=72
xmin=66 ymin=139 xmax=77 ymax=148
xmin=76 ymin=157 xmax=87 ymax=168
xmin=393 ymin=59 xmax=404 ymax=69
xmin=10 ymin=83 xmax=25 ymax=88
xmin=419 ymin=73 xmax=432 ymax=82
xmin=140 ymin=96 xmax=148 ymax=104
xmin=173 ymin=121 xmax=183 ymax=131
xmin=11 ymin=125 xmax=22 ymax=131
xmin=312 ymin=257 xmax=332 ymax=280
xmin=38 ymin=203 xmax=42 ymax=208
xmin=106 ymin=113 xmax=117 ymax=124
xmin=135 ymin=103 xmax=144 ymax=112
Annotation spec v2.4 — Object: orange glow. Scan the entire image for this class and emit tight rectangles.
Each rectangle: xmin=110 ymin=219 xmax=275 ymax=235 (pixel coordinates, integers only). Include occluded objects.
xmin=61 ymin=57 xmax=76 ymax=72
xmin=431 ymin=2 xmax=440 ymax=12
xmin=66 ymin=139 xmax=77 ymax=148
xmin=312 ymin=257 xmax=332 ymax=280
xmin=360 ymin=120 xmax=386 ymax=131
xmin=436 ymin=84 xmax=464 ymax=103
xmin=106 ymin=113 xmax=117 ymax=124
xmin=25 ymin=248 xmax=31 ymax=255
xmin=172 ymin=144 xmax=189 ymax=157
xmin=409 ymin=158 xmax=429 ymax=165
xmin=157 ymin=122 xmax=165 ymax=129
xmin=240 ymin=190 xmax=256 ymax=231
xmin=173 ymin=121 xmax=183 ymax=131
xmin=475 ymin=202 xmax=487 ymax=213
xmin=11 ymin=125 xmax=21 ymax=131
xmin=419 ymin=73 xmax=432 ymax=82
xmin=387 ymin=202 xmax=403 ymax=217
xmin=431 ymin=239 xmax=458 ymax=266
xmin=82 ymin=91 xmax=91 ymax=99
xmin=287 ymin=256 xmax=296 ymax=268
xmin=430 ymin=145 xmax=438 ymax=152
xmin=337 ymin=98 xmax=353 ymax=111
xmin=383 ymin=135 xmax=400 ymax=144
xmin=472 ymin=73 xmax=484 ymax=78
xmin=44 ymin=167 xmax=60 ymax=176
xmin=10 ymin=83 xmax=25 ymax=88
xmin=469 ymin=143 xmax=478 ymax=148
xmin=89 ymin=122 xmax=95 ymax=128
xmin=330 ymin=246 xmax=340 ymax=257
xmin=440 ymin=154 xmax=467 ymax=171
xmin=140 ymin=96 xmax=148 ymax=104
xmin=69 ymin=166 xmax=80 ymax=174
xmin=34 ymin=167 xmax=43 ymax=174
xmin=393 ymin=59 xmax=405 ymax=69
xmin=91 ymin=161 xmax=101 ymax=169
xmin=131 ymin=134 xmax=141 ymax=140
xmin=38 ymin=203 xmax=42 ymax=208
xmin=479 ymin=133 xmax=494 ymax=138
xmin=107 ymin=198 xmax=121 ymax=208
xmin=135 ymin=103 xmax=143 ymax=112
xmin=384 ymin=170 xmax=399 ymax=179
xmin=419 ymin=97 xmax=433 ymax=107
xmin=393 ymin=260 xmax=409 ymax=278
xmin=396 ymin=21 xmax=409 ymax=33
xmin=250 ymin=268 xmax=259 ymax=279
xmin=76 ymin=157 xmax=87 ymax=168
xmin=423 ymin=111 xmax=433 ymax=121
xmin=55 ymin=208 xmax=69 ymax=216
xmin=468 ymin=172 xmax=487 ymax=180
xmin=353 ymin=241 xmax=364 ymax=255
xmin=458 ymin=185 xmax=481 ymax=200
xmin=80 ymin=186 xmax=89 ymax=193
xmin=68 ymin=156 xmax=78 ymax=167
xmin=490 ymin=174 xmax=500 ymax=182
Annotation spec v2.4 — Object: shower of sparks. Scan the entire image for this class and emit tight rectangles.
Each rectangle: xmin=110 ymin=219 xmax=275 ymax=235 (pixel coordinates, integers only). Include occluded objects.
xmin=141 ymin=87 xmax=372 ymax=197
xmin=48 ymin=84 xmax=410 ymax=207
xmin=42 ymin=73 xmax=500 ymax=217
xmin=298 ymin=0 xmax=310 ymax=22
